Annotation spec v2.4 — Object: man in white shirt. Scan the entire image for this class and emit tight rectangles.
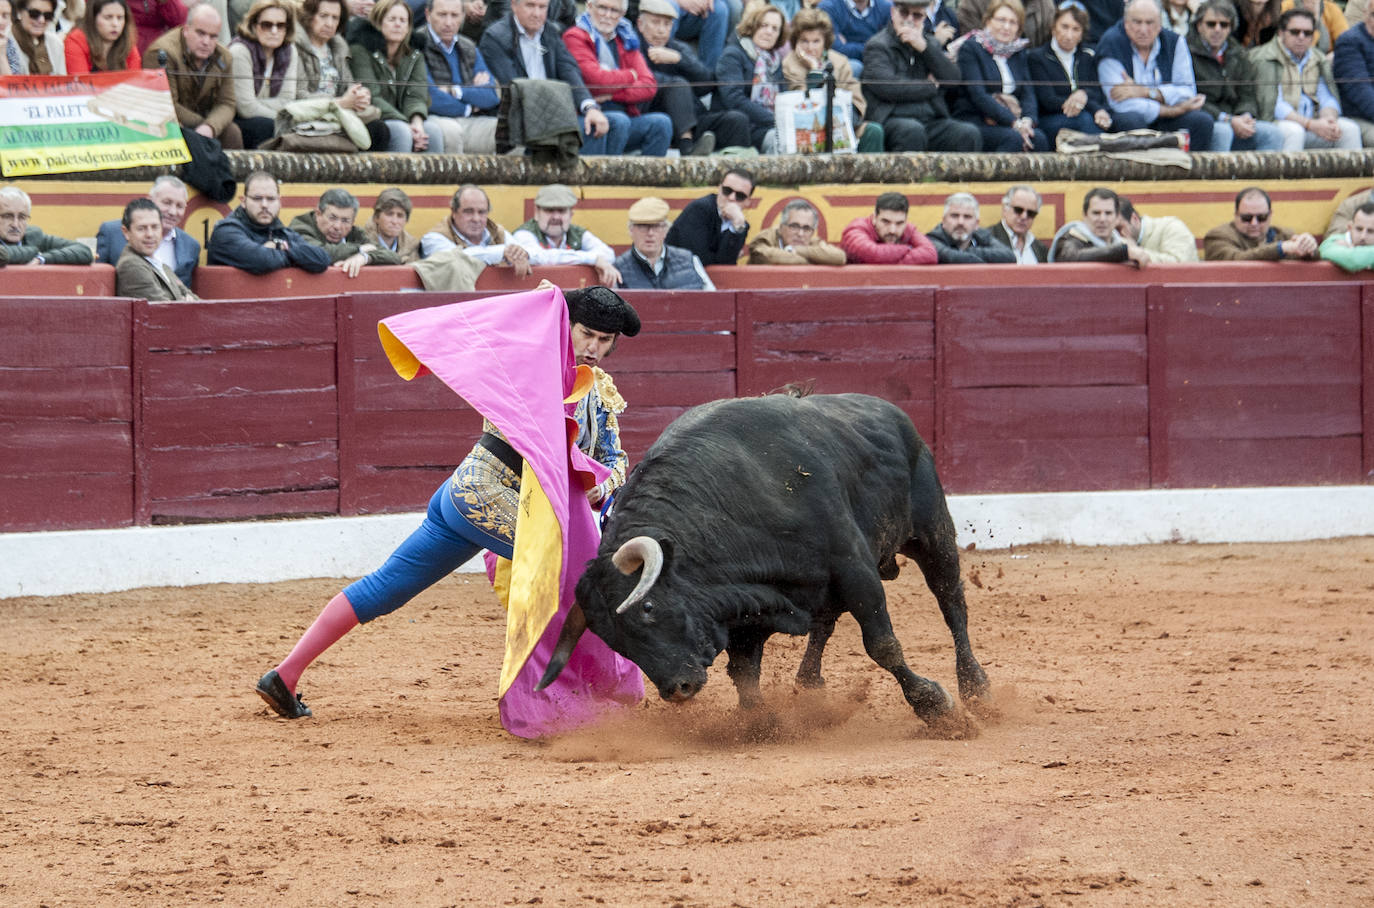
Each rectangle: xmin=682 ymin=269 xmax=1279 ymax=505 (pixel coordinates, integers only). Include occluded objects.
xmin=510 ymin=184 xmax=620 ymax=285
xmin=989 ymin=184 xmax=1048 ymax=264
xmin=420 ymin=184 xmax=532 ymax=277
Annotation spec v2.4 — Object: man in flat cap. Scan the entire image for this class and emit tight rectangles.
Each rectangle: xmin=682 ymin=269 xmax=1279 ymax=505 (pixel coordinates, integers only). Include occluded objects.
xmin=614 ymin=197 xmax=715 ymax=290
xmin=511 ymin=184 xmax=621 ymax=286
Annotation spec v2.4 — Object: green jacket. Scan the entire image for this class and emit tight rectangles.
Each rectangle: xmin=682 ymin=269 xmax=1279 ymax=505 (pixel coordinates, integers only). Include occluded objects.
xmin=1318 ymin=231 xmax=1374 ymax=271
xmin=349 ymin=22 xmax=431 ymax=122
xmin=288 ymin=211 xmax=403 ymax=264
xmin=2 ymin=226 xmax=94 ymax=265
xmin=1249 ymin=36 xmax=1341 ymax=122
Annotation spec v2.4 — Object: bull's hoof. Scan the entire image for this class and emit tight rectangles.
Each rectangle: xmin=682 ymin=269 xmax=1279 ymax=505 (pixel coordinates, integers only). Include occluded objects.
xmin=794 ymin=672 xmax=825 ymax=690
xmin=922 ymin=708 xmax=981 ymax=740
xmin=958 ymin=661 xmax=991 ymax=704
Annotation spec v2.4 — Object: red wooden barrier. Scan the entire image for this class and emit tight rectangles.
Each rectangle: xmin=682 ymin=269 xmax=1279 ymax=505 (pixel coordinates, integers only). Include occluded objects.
xmin=136 ymin=297 xmax=341 ymax=523
xmin=937 ymin=286 xmax=1149 ymax=494
xmin=1147 ymin=283 xmax=1365 ymax=487
xmin=190 ymin=264 xmax=600 ymax=300
xmin=0 ymin=265 xmax=116 ymax=297
xmin=736 ymin=287 xmax=937 ymax=440
xmin=0 ymin=297 xmax=133 ymax=531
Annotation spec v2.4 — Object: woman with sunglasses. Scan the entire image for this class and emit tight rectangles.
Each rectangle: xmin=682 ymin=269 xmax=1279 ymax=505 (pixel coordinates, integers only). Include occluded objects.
xmin=14 ymin=0 xmax=65 ymax=72
xmin=714 ymin=2 xmax=787 ymax=154
xmin=230 ymin=0 xmax=306 ymax=149
xmin=1027 ymin=0 xmax=1111 ymax=143
xmin=349 ymin=0 xmax=444 ymax=152
xmin=953 ymin=0 xmax=1050 ymax=152
xmin=63 ymin=0 xmax=137 ymax=72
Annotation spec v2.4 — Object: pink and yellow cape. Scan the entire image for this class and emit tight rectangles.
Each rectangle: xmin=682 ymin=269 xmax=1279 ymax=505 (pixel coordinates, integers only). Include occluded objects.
xmin=377 ymin=286 xmax=644 ymax=738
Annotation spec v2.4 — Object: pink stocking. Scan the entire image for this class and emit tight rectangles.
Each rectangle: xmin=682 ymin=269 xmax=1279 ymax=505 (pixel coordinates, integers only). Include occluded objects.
xmin=274 ymin=592 xmax=360 ymax=693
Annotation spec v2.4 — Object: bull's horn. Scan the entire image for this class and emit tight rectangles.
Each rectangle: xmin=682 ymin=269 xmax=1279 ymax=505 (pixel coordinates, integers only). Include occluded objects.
xmin=536 ymin=604 xmax=588 ymax=691
xmin=613 ymin=535 xmax=664 ymax=614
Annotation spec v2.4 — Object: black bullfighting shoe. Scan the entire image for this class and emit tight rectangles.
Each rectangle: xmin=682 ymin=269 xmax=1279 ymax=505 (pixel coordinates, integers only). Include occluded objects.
xmin=255 ymin=670 xmax=312 ymax=719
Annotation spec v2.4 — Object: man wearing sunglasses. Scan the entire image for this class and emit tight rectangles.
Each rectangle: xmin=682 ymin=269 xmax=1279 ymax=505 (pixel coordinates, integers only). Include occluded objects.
xmin=1186 ymin=0 xmax=1284 ymax=150
xmin=665 ymin=166 xmax=754 ymax=266
xmin=1202 ymin=186 xmax=1318 ymax=260
xmin=1250 ymin=7 xmax=1361 ymax=149
xmin=990 ymin=184 xmax=1048 ymax=263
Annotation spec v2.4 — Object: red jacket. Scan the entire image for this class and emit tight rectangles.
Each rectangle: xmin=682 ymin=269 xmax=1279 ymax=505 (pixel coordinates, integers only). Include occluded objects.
xmin=64 ymin=28 xmax=143 ymax=74
xmin=562 ymin=25 xmax=657 ymax=114
xmin=840 ymin=215 xmax=938 ymax=265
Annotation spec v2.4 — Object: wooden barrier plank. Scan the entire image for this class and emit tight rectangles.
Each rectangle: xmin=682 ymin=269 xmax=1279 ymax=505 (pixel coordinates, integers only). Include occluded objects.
xmin=0 ymin=264 xmax=116 ymax=298
xmin=0 ymin=473 xmax=132 ymax=531
xmin=142 ymin=389 xmax=337 ymax=446
xmin=352 ymin=363 xmax=476 ymax=412
xmin=143 ymin=442 xmax=338 ymax=500
xmin=0 ymin=298 xmax=130 ymax=367
xmin=348 ymin=409 xmax=480 ymax=467
xmin=149 ymin=489 xmax=340 ymax=522
xmin=752 ymin=320 xmax=934 ymax=360
xmin=347 ymin=468 xmax=454 ymax=514
xmin=1147 ymin=284 xmax=1364 ymax=487
xmin=946 ymin=386 xmax=1150 ymax=437
xmin=614 ymin=370 xmax=735 ymax=406
xmin=744 ymin=287 xmax=935 ymax=322
xmin=0 ymin=421 xmax=133 ymax=474
xmin=0 ymin=367 xmax=132 ymax=420
xmin=143 ymin=346 xmax=336 ymax=396
xmin=619 ymin=291 xmax=735 ymax=331
xmin=143 ymin=297 xmax=337 ymax=348
xmin=944 ymin=437 xmax=1151 ymax=493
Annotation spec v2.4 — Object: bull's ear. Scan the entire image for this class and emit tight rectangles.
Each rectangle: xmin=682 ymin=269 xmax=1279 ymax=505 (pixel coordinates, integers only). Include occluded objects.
xmin=536 ymin=603 xmax=587 ymax=691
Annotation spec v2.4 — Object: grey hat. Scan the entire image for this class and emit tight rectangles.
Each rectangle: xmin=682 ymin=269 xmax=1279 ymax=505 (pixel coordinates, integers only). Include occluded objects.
xmin=534 ymin=184 xmax=578 ymax=209
xmin=566 ymin=286 xmax=641 ymax=337
xmin=638 ymin=0 xmax=679 ymax=18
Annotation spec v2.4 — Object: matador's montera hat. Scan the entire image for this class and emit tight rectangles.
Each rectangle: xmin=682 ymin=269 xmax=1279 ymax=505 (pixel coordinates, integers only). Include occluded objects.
xmin=565 ymin=286 xmax=641 ymax=337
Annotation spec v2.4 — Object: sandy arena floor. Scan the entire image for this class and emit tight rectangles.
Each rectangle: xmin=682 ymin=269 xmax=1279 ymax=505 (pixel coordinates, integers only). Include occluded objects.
xmin=2 ymin=537 xmax=1372 ymax=906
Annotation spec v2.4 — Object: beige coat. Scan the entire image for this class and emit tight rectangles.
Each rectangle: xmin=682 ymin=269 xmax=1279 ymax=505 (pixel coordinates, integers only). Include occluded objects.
xmin=748 ymin=226 xmax=847 ymax=265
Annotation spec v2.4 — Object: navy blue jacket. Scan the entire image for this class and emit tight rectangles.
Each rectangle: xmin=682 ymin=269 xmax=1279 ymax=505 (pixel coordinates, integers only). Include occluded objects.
xmin=479 ymin=13 xmax=593 ymax=110
xmin=1334 ymin=22 xmax=1374 ymax=122
xmin=714 ymin=40 xmax=783 ymax=147
xmin=953 ymin=39 xmax=1038 ymax=126
xmin=206 ymin=207 xmax=331 ymax=275
xmin=1026 ymin=41 xmax=1107 ymax=118
xmin=96 ymin=221 xmax=200 ymax=287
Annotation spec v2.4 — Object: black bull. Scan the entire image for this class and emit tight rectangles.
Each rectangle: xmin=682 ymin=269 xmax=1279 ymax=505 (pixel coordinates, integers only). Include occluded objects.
xmin=539 ymin=392 xmax=990 ymax=728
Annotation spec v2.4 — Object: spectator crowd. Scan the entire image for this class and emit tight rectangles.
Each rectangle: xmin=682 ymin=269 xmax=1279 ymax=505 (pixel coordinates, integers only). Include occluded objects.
xmin=2 ymin=0 xmax=1374 ymax=156
xmin=5 ymin=166 xmax=1372 ymax=303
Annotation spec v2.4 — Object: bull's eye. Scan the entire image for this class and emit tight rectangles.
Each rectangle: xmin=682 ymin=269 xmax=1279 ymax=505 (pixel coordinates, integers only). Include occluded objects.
xmin=641 ymin=599 xmax=654 ymax=615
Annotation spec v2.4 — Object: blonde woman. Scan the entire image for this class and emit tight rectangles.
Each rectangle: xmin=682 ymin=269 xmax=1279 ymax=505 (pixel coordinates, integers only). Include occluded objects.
xmin=230 ymin=0 xmax=304 ymax=148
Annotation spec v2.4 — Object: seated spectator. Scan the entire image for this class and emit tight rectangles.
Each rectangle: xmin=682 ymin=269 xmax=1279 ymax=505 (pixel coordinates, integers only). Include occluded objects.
xmin=115 ymin=199 xmax=198 ymax=301
xmin=1279 ymin=0 xmax=1345 ymax=52
xmin=510 ymin=183 xmax=621 ymax=286
xmin=289 ymin=188 xmax=403 ymax=278
xmin=96 ymin=176 xmax=199 ymax=286
xmin=1187 ymin=0 xmax=1284 ymax=150
xmin=363 ymin=187 xmax=422 ymax=262
xmin=1202 ymin=185 xmax=1318 ymax=260
xmin=841 ymin=191 xmax=937 ymax=264
xmin=459 ymin=0 xmax=486 ymax=42
xmin=563 ymin=0 xmax=673 ymax=156
xmin=1327 ymin=187 xmax=1372 ymax=236
xmin=206 ymin=171 xmax=331 ymax=274
xmin=1116 ymin=196 xmax=1198 ymax=262
xmin=1049 ymin=186 xmax=1149 ymax=264
xmin=351 ymin=0 xmax=445 ymax=151
xmin=1318 ymin=200 xmax=1374 ymax=271
xmin=65 ymin=0 xmax=140 ymax=73
xmin=1027 ymin=1 xmax=1112 ymax=145
xmin=479 ymin=0 xmax=618 ymax=154
xmin=15 ymin=0 xmax=66 ymax=74
xmin=412 ymin=0 xmax=501 ymax=154
xmin=614 ymin=196 xmax=715 ymax=290
xmin=1164 ymin=0 xmax=1194 ymax=34
xmin=781 ymin=7 xmax=884 ymax=153
xmin=1079 ymin=0 xmax=1120 ymax=45
xmin=294 ymin=0 xmax=391 ymax=151
xmin=1333 ymin=0 xmax=1374 ymax=148
xmin=818 ymin=0 xmax=889 ymax=77
xmin=671 ymin=0 xmax=730 ymax=70
xmin=130 ymin=0 xmax=186 ymax=56
xmin=747 ymin=198 xmax=846 ymax=264
xmin=420 ymin=184 xmax=531 ymax=275
xmin=926 ymin=192 xmax=1016 ymax=264
xmin=479 ymin=0 xmax=576 ymax=37
xmin=1097 ymin=0 xmax=1213 ymax=150
xmin=954 ymin=0 xmax=1050 ymax=152
xmin=666 ymin=166 xmax=754 ymax=265
xmin=146 ymin=2 xmax=244 ymax=149
xmin=1236 ymin=0 xmax=1280 ymax=46
xmin=230 ymin=0 xmax=306 ymax=148
xmin=1251 ymin=7 xmax=1361 ymax=149
xmin=959 ymin=0 xmax=1054 ymax=46
xmin=636 ymin=0 xmax=750 ymax=154
xmin=715 ymin=3 xmax=787 ymax=154
xmin=863 ymin=0 xmax=981 ymax=152
xmin=990 ymin=183 xmax=1048 ymax=263
xmin=923 ymin=0 xmax=960 ymax=45
xmin=2 ymin=0 xmax=25 ymax=73
xmin=0 ymin=184 xmax=94 ymax=265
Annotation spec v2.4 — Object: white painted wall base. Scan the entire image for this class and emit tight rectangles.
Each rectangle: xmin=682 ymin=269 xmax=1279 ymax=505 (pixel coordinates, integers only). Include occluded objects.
xmin=2 ymin=486 xmax=1371 ymax=599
